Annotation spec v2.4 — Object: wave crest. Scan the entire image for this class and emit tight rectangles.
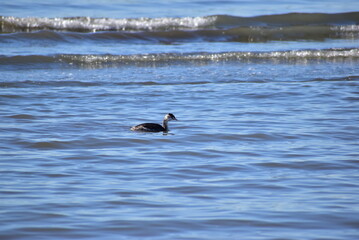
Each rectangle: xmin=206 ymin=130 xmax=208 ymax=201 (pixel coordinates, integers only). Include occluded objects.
xmin=1 ymin=48 xmax=358 ymax=68
xmin=0 ymin=16 xmax=217 ymax=32
xmin=1 ymin=12 xmax=359 ymax=33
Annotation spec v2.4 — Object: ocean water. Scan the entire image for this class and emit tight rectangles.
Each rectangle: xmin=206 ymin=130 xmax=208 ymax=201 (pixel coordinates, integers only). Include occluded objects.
xmin=1 ymin=1 xmax=359 ymax=239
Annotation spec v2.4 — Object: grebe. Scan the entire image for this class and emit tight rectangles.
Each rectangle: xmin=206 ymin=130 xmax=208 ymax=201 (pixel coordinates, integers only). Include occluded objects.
xmin=131 ymin=113 xmax=177 ymax=132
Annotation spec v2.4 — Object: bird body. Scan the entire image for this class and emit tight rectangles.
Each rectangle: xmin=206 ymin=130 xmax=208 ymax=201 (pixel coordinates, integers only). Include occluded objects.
xmin=131 ymin=113 xmax=177 ymax=132
xmin=131 ymin=123 xmax=165 ymax=132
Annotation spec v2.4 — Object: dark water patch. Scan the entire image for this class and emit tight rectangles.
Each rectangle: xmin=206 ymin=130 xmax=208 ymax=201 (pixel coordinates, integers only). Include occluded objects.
xmin=115 ymin=81 xmax=158 ymax=86
xmin=203 ymin=218 xmax=287 ymax=228
xmin=41 ymin=173 xmax=74 ymax=178
xmin=6 ymin=114 xmax=36 ymax=119
xmin=0 ymin=30 xmax=68 ymax=42
xmin=0 ymin=80 xmax=104 ymax=88
xmin=115 ymin=80 xmax=212 ymax=86
xmin=29 ymin=141 xmax=71 ymax=149
xmin=10 ymin=226 xmax=86 ymax=238
xmin=0 ymin=55 xmax=57 ymax=65
xmin=2 ymin=25 xmax=359 ymax=44
xmin=174 ymin=166 xmax=227 ymax=178
xmin=160 ymin=150 xmax=223 ymax=159
xmin=105 ymin=199 xmax=173 ymax=209
xmin=112 ymin=190 xmax=153 ymax=197
xmin=214 ymin=12 xmax=359 ymax=29
xmin=308 ymin=75 xmax=359 ymax=82
xmin=0 ymin=80 xmax=102 ymax=88
xmin=0 ymin=78 xmax=267 ymax=89
xmin=0 ymin=190 xmax=27 ymax=195
xmin=0 ymin=94 xmax=25 ymax=99
xmin=256 ymin=160 xmax=355 ymax=170
xmin=161 ymin=185 xmax=220 ymax=195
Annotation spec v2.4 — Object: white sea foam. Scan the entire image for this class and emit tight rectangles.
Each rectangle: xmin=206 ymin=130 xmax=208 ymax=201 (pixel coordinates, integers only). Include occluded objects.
xmin=50 ymin=48 xmax=359 ymax=68
xmin=1 ymin=16 xmax=217 ymax=32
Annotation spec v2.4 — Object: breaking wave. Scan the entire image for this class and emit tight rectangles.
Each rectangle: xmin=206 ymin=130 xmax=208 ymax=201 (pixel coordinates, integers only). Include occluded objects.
xmin=2 ymin=12 xmax=359 ymax=32
xmin=1 ymin=12 xmax=358 ymax=44
xmin=1 ymin=48 xmax=358 ymax=67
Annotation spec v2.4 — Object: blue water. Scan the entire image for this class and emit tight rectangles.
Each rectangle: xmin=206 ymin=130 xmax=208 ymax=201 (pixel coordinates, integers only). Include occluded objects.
xmin=1 ymin=1 xmax=359 ymax=240
xmin=2 ymin=0 xmax=359 ymax=18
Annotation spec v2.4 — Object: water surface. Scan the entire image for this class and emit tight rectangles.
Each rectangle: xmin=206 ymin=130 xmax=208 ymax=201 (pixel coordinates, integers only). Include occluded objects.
xmin=1 ymin=1 xmax=359 ymax=239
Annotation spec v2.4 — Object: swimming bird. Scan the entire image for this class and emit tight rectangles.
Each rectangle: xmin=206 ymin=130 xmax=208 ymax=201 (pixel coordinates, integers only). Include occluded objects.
xmin=131 ymin=113 xmax=177 ymax=132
